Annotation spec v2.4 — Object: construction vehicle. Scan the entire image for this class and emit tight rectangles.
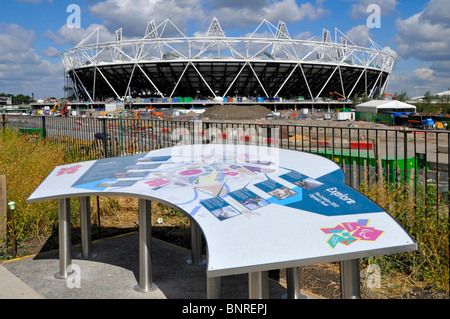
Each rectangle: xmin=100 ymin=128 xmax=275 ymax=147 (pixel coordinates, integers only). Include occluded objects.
xmin=60 ymin=102 xmax=68 ymax=117
xmin=330 ymin=91 xmax=346 ymax=100
xmin=398 ymin=115 xmax=435 ymax=129
xmin=146 ymin=106 xmax=155 ymax=113
xmin=384 ymin=93 xmax=396 ymax=100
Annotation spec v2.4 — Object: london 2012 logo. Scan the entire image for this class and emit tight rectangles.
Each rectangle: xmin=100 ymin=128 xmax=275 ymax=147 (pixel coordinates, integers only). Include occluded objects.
xmin=56 ymin=165 xmax=83 ymax=176
xmin=321 ymin=219 xmax=384 ymax=248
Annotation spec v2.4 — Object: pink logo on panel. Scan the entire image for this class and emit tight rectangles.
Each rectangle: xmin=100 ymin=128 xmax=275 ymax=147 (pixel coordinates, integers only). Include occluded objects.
xmin=321 ymin=219 xmax=384 ymax=248
xmin=56 ymin=165 xmax=83 ymax=176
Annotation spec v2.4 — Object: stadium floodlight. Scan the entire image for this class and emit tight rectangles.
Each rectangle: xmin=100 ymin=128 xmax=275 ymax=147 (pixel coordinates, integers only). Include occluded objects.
xmin=145 ymin=21 xmax=158 ymax=39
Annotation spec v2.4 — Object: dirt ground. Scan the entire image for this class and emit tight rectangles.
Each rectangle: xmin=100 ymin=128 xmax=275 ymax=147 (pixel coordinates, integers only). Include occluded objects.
xmin=8 ymin=196 xmax=447 ymax=300
xmin=199 ymin=104 xmax=273 ymax=120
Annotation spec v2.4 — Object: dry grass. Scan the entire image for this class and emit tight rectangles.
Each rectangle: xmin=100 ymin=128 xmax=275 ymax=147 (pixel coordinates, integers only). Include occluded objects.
xmin=0 ymin=129 xmax=66 ymax=247
xmin=359 ymin=178 xmax=449 ymax=296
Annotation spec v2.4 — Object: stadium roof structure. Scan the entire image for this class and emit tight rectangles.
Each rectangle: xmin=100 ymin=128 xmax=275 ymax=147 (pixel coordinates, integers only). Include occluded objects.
xmin=61 ymin=18 xmax=395 ymax=103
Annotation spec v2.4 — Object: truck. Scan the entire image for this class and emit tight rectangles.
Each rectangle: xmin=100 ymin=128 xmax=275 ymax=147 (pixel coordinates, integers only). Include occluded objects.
xmin=420 ymin=118 xmax=435 ymax=129
xmin=402 ymin=115 xmax=435 ymax=129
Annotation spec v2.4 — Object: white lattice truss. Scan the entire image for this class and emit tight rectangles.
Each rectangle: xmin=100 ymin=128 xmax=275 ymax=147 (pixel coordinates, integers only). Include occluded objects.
xmin=62 ymin=18 xmax=395 ymax=102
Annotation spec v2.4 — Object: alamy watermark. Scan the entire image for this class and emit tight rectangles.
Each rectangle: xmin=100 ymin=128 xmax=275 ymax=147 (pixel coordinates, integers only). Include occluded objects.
xmin=363 ymin=264 xmax=381 ymax=289
xmin=367 ymin=4 xmax=381 ymax=29
xmin=65 ymin=3 xmax=381 ymax=30
xmin=67 ymin=4 xmax=81 ymax=29
xmin=65 ymin=3 xmax=381 ymax=32
xmin=167 ymin=121 xmax=281 ymax=166
xmin=66 ymin=264 xmax=81 ymax=289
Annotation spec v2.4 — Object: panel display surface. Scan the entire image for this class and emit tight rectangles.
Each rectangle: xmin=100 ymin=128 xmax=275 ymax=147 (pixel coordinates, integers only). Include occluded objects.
xmin=28 ymin=144 xmax=416 ymax=277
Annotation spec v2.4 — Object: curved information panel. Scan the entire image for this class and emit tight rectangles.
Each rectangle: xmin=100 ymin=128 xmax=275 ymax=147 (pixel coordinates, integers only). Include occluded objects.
xmin=28 ymin=144 xmax=416 ymax=277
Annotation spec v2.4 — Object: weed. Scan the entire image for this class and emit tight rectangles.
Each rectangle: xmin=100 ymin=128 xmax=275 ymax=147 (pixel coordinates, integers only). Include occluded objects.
xmin=359 ymin=178 xmax=449 ymax=294
xmin=0 ymin=129 xmax=66 ymax=255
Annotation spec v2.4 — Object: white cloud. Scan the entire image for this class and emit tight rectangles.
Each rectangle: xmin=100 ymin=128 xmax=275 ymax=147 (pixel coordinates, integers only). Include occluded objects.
xmin=208 ymin=0 xmax=330 ymax=29
xmin=395 ymin=0 xmax=450 ymax=61
xmin=430 ymin=60 xmax=450 ymax=78
xmin=386 ymin=0 xmax=450 ymax=96
xmin=388 ymin=65 xmax=448 ymax=97
xmin=382 ymin=46 xmax=398 ymax=59
xmin=0 ymin=23 xmax=35 ymax=54
xmin=294 ymin=31 xmax=314 ymax=40
xmin=412 ymin=68 xmax=434 ymax=81
xmin=88 ymin=0 xmax=202 ymax=37
xmin=345 ymin=24 xmax=370 ymax=46
xmin=44 ymin=24 xmax=115 ymax=47
xmin=84 ymin=0 xmax=329 ymax=37
xmin=0 ymin=23 xmax=63 ymax=97
xmin=348 ymin=0 xmax=399 ymax=19
xmin=208 ymin=0 xmax=268 ymax=10
xmin=421 ymin=0 xmax=450 ymax=28
xmin=42 ymin=46 xmax=60 ymax=58
xmin=261 ymin=0 xmax=330 ymax=22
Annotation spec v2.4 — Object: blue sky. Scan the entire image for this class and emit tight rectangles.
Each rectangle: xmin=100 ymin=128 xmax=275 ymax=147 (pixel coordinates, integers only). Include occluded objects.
xmin=1 ymin=0 xmax=449 ymax=100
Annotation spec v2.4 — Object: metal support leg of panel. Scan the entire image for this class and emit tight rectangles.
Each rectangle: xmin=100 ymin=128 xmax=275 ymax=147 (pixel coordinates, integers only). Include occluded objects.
xmin=340 ymin=259 xmax=361 ymax=299
xmin=55 ymin=198 xmax=72 ymax=279
xmin=134 ymin=199 xmax=158 ymax=293
xmin=207 ymin=276 xmax=222 ymax=299
xmin=79 ymin=197 xmax=95 ymax=259
xmin=248 ymin=271 xmax=269 ymax=299
xmin=188 ymin=220 xmax=206 ymax=266
xmin=286 ymin=267 xmax=302 ymax=299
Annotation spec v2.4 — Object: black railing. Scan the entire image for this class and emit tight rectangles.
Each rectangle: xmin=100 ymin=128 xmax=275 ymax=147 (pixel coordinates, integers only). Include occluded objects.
xmin=2 ymin=114 xmax=449 ymax=212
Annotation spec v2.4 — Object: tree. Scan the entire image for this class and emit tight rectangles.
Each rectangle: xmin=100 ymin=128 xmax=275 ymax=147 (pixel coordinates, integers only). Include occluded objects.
xmin=394 ymin=91 xmax=409 ymax=102
xmin=361 ymin=92 xmax=371 ymax=103
xmin=418 ymin=91 xmax=438 ymax=114
xmin=12 ymin=94 xmax=32 ymax=105
xmin=423 ymin=91 xmax=433 ymax=104
xmin=0 ymin=93 xmax=32 ymax=105
xmin=352 ymin=93 xmax=360 ymax=107
xmin=439 ymin=93 xmax=450 ymax=104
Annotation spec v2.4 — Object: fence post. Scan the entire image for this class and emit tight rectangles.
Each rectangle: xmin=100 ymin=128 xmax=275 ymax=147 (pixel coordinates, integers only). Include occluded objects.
xmin=101 ymin=118 xmax=108 ymax=158
xmin=8 ymin=201 xmax=17 ymax=257
xmin=41 ymin=115 xmax=47 ymax=138
xmin=0 ymin=175 xmax=6 ymax=240
xmin=403 ymin=130 xmax=408 ymax=185
xmin=375 ymin=138 xmax=383 ymax=181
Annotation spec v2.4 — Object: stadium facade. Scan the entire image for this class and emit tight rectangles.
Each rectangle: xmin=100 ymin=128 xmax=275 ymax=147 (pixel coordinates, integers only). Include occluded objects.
xmin=61 ymin=18 xmax=395 ymax=103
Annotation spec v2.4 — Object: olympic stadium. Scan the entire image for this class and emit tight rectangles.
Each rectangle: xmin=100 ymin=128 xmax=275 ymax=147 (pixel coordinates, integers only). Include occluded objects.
xmin=61 ymin=18 xmax=395 ymax=105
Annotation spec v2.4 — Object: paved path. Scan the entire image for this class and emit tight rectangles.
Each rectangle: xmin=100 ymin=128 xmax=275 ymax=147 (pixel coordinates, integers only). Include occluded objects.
xmin=0 ymin=263 xmax=45 ymax=299
xmin=1 ymin=233 xmax=319 ymax=299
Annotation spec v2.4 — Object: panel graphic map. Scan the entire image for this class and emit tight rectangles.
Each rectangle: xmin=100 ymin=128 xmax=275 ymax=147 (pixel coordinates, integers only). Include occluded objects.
xmin=28 ymin=144 xmax=417 ymax=277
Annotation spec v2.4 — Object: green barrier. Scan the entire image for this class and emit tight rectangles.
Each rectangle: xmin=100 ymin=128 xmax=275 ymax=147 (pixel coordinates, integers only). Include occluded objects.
xmin=19 ymin=128 xmax=44 ymax=137
xmin=310 ymin=148 xmax=426 ymax=184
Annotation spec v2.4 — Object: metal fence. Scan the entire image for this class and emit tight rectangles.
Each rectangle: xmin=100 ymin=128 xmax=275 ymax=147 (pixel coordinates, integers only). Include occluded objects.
xmin=2 ymin=113 xmax=449 ymax=212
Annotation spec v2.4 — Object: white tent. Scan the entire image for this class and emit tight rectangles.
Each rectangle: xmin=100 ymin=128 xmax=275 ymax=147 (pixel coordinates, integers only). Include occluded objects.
xmin=436 ymin=90 xmax=450 ymax=97
xmin=356 ymin=100 xmax=416 ymax=113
